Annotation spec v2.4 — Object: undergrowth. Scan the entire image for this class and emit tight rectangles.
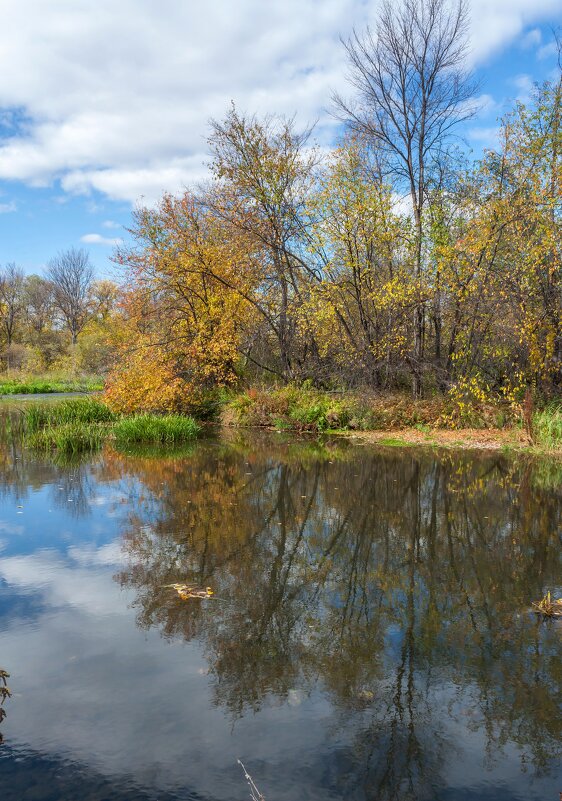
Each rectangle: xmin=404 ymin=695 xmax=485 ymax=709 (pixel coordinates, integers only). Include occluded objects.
xmin=533 ymin=403 xmax=562 ymax=449
xmin=225 ymin=386 xmax=512 ymax=433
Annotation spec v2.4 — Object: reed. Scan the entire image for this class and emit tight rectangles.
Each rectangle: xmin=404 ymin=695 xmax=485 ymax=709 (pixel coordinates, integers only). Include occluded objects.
xmin=24 ymin=397 xmax=115 ymax=432
xmin=26 ymin=421 xmax=109 ymax=454
xmin=113 ymin=414 xmax=200 ymax=444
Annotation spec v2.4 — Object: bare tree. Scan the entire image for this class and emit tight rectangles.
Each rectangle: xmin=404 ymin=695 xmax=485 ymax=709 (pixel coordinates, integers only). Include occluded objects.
xmin=0 ymin=263 xmax=25 ymax=365
xmin=335 ymin=0 xmax=477 ymax=396
xmin=47 ymin=247 xmax=94 ymax=345
xmin=24 ymin=274 xmax=54 ymax=336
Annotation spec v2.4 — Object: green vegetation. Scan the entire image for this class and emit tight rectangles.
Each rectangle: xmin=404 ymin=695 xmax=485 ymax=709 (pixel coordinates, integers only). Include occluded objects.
xmin=27 ymin=421 xmax=109 ymax=454
xmin=0 ymin=374 xmax=104 ymax=395
xmin=17 ymin=398 xmax=200 ymax=454
xmin=24 ymin=397 xmax=115 ymax=432
xmin=533 ymin=405 xmax=562 ymax=449
xmin=225 ymin=386 xmax=508 ymax=434
xmin=113 ymin=414 xmax=200 ymax=445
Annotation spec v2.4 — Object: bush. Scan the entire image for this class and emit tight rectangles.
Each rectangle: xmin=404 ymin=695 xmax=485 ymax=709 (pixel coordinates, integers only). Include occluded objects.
xmin=224 ymin=386 xmax=514 ymax=433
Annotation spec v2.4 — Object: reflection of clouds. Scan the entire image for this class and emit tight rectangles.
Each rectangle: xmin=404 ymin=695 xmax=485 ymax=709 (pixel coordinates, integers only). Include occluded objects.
xmin=0 ymin=546 xmax=341 ymax=800
xmin=67 ymin=542 xmax=124 ymax=567
xmin=0 ymin=521 xmax=25 ymax=536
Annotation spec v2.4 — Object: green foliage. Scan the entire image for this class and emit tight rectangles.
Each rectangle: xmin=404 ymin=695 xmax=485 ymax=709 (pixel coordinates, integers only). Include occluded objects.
xmin=225 ymin=387 xmax=485 ymax=433
xmin=113 ymin=414 xmax=200 ymax=445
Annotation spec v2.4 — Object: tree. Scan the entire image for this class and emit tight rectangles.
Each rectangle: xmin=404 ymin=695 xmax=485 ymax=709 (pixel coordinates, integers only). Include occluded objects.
xmin=24 ymin=274 xmax=54 ymax=336
xmin=0 ymin=263 xmax=25 ymax=368
xmin=47 ymin=247 xmax=94 ymax=345
xmin=106 ymin=193 xmax=254 ymax=413
xmin=207 ymin=105 xmax=320 ymax=381
xmin=335 ymin=0 xmax=477 ymax=396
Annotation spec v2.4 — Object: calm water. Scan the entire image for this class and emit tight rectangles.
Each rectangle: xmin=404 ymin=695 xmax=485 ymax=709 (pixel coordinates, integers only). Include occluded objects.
xmin=0 ymin=411 xmax=560 ymax=800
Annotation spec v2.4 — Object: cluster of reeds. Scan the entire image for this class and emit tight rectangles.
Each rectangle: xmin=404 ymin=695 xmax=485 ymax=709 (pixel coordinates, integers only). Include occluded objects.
xmin=532 ymin=404 xmax=562 ymax=449
xmin=17 ymin=398 xmax=201 ymax=453
xmin=113 ymin=414 xmax=200 ymax=445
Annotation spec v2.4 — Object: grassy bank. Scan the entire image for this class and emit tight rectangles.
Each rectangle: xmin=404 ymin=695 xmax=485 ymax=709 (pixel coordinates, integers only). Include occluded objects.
xmin=0 ymin=373 xmax=104 ymax=395
xmin=20 ymin=398 xmax=200 ymax=454
xmin=223 ymin=387 xmax=562 ymax=452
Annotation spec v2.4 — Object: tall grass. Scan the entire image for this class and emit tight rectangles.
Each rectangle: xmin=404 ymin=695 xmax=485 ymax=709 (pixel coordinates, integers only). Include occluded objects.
xmin=533 ymin=404 xmax=562 ymax=449
xmin=113 ymin=414 xmax=200 ymax=445
xmin=27 ymin=422 xmax=109 ymax=454
xmin=24 ymin=397 xmax=115 ymax=433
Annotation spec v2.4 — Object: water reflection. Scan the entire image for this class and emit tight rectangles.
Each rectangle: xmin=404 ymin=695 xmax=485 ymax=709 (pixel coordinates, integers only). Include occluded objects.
xmin=0 ymin=419 xmax=560 ymax=800
xmin=110 ymin=433 xmax=561 ymax=799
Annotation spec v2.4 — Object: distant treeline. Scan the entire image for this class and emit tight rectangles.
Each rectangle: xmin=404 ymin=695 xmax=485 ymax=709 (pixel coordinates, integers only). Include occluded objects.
xmin=0 ymin=248 xmax=119 ymax=374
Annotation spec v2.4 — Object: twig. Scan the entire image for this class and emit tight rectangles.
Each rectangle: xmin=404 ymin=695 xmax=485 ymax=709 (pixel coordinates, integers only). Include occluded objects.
xmin=238 ymin=760 xmax=266 ymax=801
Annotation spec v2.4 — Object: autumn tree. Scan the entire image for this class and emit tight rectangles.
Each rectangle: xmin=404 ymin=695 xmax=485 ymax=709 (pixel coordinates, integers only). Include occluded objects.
xmin=207 ymin=105 xmax=320 ymax=381
xmin=106 ymin=193 xmax=257 ymax=413
xmin=307 ymin=137 xmax=413 ymax=386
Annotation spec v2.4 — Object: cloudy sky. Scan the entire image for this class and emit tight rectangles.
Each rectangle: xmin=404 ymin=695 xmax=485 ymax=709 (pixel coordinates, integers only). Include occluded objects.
xmin=0 ymin=0 xmax=560 ymax=275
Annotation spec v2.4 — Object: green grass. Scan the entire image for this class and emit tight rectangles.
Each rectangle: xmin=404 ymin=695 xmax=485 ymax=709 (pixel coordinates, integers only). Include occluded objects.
xmin=27 ymin=422 xmax=109 ymax=454
xmin=19 ymin=399 xmax=200 ymax=454
xmin=0 ymin=375 xmax=104 ymax=395
xmin=24 ymin=397 xmax=115 ymax=433
xmin=533 ymin=404 xmax=562 ymax=449
xmin=113 ymin=414 xmax=200 ymax=445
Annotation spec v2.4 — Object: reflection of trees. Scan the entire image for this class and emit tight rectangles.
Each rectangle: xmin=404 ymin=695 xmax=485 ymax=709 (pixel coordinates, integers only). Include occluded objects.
xmin=114 ymin=439 xmax=562 ymax=797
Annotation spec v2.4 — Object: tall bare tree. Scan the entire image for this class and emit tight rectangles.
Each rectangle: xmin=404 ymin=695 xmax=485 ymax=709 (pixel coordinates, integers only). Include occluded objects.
xmin=0 ymin=263 xmax=25 ymax=367
xmin=335 ymin=0 xmax=477 ymax=396
xmin=47 ymin=247 xmax=94 ymax=345
xmin=24 ymin=274 xmax=54 ymax=336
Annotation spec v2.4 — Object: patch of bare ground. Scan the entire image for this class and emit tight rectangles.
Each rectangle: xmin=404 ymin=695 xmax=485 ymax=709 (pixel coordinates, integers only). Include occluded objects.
xmin=344 ymin=427 xmax=527 ymax=451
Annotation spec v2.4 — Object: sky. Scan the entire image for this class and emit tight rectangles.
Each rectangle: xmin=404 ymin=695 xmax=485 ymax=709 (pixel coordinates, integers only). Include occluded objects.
xmin=0 ymin=0 xmax=560 ymax=278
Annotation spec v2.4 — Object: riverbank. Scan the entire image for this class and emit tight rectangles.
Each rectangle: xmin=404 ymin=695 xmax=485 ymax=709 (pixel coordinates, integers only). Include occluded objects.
xmin=222 ymin=386 xmax=562 ymax=454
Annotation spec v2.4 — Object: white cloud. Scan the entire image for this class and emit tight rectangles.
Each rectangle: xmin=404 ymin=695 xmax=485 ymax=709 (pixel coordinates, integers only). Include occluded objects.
xmin=467 ymin=125 xmax=501 ymax=149
xmin=520 ymin=28 xmax=542 ymax=49
xmin=102 ymin=219 xmax=121 ymax=229
xmin=537 ymin=41 xmax=559 ymax=60
xmin=0 ymin=200 xmax=16 ymax=213
xmin=80 ymin=233 xmax=122 ymax=246
xmin=0 ymin=0 xmax=558 ymax=204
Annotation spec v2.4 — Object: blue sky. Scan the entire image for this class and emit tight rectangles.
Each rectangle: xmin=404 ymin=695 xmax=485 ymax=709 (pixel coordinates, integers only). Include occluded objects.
xmin=0 ymin=0 xmax=560 ymax=279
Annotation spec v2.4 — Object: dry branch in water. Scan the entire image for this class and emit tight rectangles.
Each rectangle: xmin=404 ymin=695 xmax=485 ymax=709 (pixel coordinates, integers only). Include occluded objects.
xmin=238 ymin=760 xmax=266 ymax=801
